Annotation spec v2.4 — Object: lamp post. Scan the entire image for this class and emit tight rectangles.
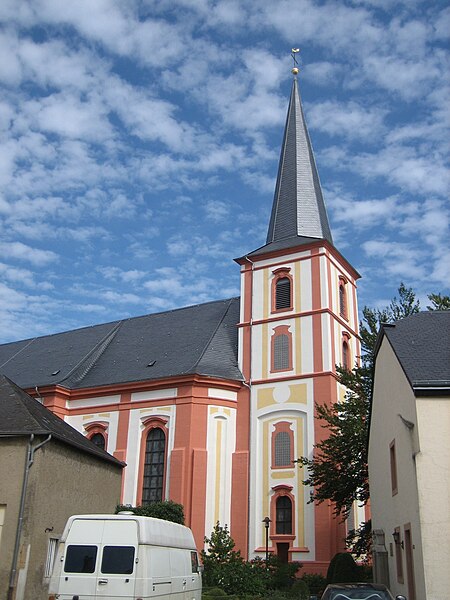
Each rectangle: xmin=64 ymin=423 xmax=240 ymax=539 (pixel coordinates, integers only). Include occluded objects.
xmin=262 ymin=516 xmax=271 ymax=565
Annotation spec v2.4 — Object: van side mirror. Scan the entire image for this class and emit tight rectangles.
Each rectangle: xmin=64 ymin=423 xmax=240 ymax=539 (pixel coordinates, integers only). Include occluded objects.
xmin=395 ymin=596 xmax=407 ymax=600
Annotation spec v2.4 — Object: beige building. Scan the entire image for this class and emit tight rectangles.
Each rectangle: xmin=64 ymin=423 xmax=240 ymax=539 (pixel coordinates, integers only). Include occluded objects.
xmin=368 ymin=311 xmax=450 ymax=600
xmin=0 ymin=375 xmax=124 ymax=600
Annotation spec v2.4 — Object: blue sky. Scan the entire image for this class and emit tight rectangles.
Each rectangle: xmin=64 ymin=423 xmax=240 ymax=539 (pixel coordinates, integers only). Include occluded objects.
xmin=0 ymin=0 xmax=449 ymax=343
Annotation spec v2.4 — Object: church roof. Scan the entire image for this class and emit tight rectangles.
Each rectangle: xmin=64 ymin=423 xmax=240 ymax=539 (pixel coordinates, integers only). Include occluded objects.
xmin=266 ymin=76 xmax=333 ymax=249
xmin=0 ymin=297 xmax=242 ymax=390
xmin=377 ymin=311 xmax=450 ymax=395
xmin=0 ymin=374 xmax=124 ymax=466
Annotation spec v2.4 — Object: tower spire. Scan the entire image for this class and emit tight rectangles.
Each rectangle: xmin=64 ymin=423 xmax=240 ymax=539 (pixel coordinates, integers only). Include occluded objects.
xmin=266 ymin=56 xmax=333 ymax=246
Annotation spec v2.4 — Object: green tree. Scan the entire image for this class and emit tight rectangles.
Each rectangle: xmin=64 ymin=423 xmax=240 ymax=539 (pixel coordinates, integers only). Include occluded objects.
xmin=201 ymin=522 xmax=267 ymax=597
xmin=427 ymin=292 xmax=450 ymax=311
xmin=115 ymin=500 xmax=185 ymax=524
xmin=297 ymin=283 xmax=442 ymax=557
xmin=201 ymin=523 xmax=302 ymax=597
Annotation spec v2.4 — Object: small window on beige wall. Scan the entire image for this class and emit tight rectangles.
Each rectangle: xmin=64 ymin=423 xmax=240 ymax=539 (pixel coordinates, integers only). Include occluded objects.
xmin=390 ymin=440 xmax=398 ymax=495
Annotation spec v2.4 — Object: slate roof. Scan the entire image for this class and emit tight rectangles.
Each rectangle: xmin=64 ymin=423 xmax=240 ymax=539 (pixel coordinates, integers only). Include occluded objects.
xmin=379 ymin=311 xmax=450 ymax=394
xmin=0 ymin=375 xmax=123 ymax=466
xmin=0 ymin=297 xmax=242 ymax=391
xmin=266 ymin=77 xmax=333 ymax=247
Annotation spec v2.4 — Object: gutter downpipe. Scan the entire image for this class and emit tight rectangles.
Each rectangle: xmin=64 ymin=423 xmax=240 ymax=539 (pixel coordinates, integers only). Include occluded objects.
xmin=243 ymin=255 xmax=255 ymax=560
xmin=8 ymin=433 xmax=52 ymax=600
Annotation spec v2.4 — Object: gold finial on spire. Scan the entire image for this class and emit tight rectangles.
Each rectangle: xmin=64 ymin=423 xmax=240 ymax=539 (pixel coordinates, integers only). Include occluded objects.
xmin=291 ymin=48 xmax=300 ymax=76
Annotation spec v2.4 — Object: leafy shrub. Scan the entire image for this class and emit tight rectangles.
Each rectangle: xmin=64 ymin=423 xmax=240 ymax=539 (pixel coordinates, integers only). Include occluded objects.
xmin=288 ymin=579 xmax=310 ymax=599
xmin=202 ymin=523 xmax=303 ymax=598
xmin=301 ymin=573 xmax=326 ymax=596
xmin=328 ymin=552 xmax=360 ymax=583
xmin=115 ymin=500 xmax=185 ymax=524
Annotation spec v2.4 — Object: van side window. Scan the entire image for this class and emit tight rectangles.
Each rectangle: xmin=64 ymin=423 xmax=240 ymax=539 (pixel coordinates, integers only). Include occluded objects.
xmin=191 ymin=551 xmax=199 ymax=573
xmin=101 ymin=546 xmax=135 ymax=574
xmin=64 ymin=545 xmax=97 ymax=573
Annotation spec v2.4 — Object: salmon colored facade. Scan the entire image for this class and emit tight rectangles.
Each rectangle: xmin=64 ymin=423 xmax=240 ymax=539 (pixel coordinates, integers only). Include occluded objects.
xmin=5 ymin=75 xmax=364 ymax=574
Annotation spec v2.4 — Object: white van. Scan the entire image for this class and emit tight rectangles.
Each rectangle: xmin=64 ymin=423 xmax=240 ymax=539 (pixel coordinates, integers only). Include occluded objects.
xmin=48 ymin=514 xmax=202 ymax=600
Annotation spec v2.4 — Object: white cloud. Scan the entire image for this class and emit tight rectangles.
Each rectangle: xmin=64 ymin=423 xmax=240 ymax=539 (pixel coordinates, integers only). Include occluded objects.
xmin=204 ymin=199 xmax=230 ymax=222
xmin=99 ymin=266 xmax=147 ymax=282
xmin=321 ymin=143 xmax=449 ymax=197
xmin=101 ymin=290 xmax=142 ymax=304
xmin=0 ymin=262 xmax=35 ymax=286
xmin=307 ymin=100 xmax=387 ymax=140
xmin=0 ymin=241 xmax=58 ymax=266
xmin=26 ymin=92 xmax=113 ymax=142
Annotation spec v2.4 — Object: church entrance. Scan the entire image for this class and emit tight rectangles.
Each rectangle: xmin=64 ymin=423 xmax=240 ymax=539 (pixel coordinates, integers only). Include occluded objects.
xmin=276 ymin=542 xmax=290 ymax=564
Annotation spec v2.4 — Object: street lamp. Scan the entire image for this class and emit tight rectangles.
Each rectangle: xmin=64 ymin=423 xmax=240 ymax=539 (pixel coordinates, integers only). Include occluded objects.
xmin=262 ymin=516 xmax=271 ymax=564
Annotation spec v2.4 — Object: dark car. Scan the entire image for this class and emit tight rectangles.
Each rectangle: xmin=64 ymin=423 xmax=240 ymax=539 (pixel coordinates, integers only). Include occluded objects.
xmin=320 ymin=582 xmax=407 ymax=600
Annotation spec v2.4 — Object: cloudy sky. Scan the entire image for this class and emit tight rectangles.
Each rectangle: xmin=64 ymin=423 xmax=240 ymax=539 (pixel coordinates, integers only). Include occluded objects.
xmin=0 ymin=0 xmax=449 ymax=343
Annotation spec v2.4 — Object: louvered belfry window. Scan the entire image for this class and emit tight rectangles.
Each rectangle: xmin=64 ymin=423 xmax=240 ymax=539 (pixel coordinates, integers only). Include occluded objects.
xmin=276 ymin=495 xmax=292 ymax=534
xmin=275 ymin=431 xmax=291 ymax=467
xmin=275 ymin=277 xmax=291 ymax=310
xmin=274 ymin=334 xmax=290 ymax=370
xmin=142 ymin=427 xmax=166 ymax=504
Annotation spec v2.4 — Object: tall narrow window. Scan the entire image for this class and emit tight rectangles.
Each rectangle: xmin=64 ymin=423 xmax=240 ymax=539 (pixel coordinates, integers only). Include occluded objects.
xmin=272 ymin=269 xmax=293 ymax=313
xmin=390 ymin=440 xmax=398 ymax=495
xmin=276 ymin=277 xmax=291 ymax=310
xmin=274 ymin=334 xmax=289 ymax=370
xmin=276 ymin=496 xmax=292 ymax=534
xmin=274 ymin=431 xmax=291 ymax=467
xmin=272 ymin=422 xmax=294 ymax=469
xmin=394 ymin=526 xmax=404 ymax=583
xmin=342 ymin=340 xmax=350 ymax=370
xmin=339 ymin=279 xmax=347 ymax=318
xmin=142 ymin=427 xmax=166 ymax=504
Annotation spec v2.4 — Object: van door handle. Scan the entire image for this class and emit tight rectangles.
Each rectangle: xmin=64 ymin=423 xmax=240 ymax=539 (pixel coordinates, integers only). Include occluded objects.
xmin=98 ymin=579 xmax=108 ymax=584
xmin=183 ymin=579 xmax=187 ymax=585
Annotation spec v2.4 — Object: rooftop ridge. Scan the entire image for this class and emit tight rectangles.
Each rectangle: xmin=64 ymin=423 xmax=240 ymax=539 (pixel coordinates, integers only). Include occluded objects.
xmin=59 ymin=320 xmax=123 ymax=387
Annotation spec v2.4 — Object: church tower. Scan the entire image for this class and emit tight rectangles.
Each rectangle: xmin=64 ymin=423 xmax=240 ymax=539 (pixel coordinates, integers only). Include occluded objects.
xmin=235 ymin=67 xmax=360 ymax=572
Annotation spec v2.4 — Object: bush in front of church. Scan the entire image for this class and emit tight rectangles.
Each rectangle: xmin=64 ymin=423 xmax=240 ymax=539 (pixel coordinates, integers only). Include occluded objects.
xmin=115 ymin=500 xmax=185 ymax=524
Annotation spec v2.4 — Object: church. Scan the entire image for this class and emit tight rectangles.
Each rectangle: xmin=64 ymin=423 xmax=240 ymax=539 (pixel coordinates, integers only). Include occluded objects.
xmin=0 ymin=70 xmax=361 ymax=574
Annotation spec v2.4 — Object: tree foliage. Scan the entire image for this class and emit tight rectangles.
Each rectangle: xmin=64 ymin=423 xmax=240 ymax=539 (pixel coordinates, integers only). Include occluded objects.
xmin=298 ymin=283 xmax=449 ymax=557
xmin=201 ymin=522 xmax=267 ymax=597
xmin=115 ymin=500 xmax=185 ymax=524
xmin=427 ymin=292 xmax=450 ymax=311
xmin=201 ymin=522 xmax=302 ymax=598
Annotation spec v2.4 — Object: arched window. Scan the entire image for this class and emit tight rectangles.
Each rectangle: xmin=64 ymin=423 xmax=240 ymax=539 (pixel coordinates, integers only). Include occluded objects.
xmin=339 ymin=278 xmax=348 ymax=319
xmin=271 ymin=325 xmax=292 ymax=372
xmin=271 ymin=268 xmax=293 ymax=313
xmin=276 ymin=277 xmax=291 ymax=310
xmin=142 ymin=427 xmax=166 ymax=504
xmin=90 ymin=432 xmax=106 ymax=450
xmin=276 ymin=496 xmax=292 ymax=535
xmin=274 ymin=334 xmax=289 ymax=370
xmin=84 ymin=422 xmax=108 ymax=451
xmin=342 ymin=338 xmax=350 ymax=370
xmin=272 ymin=422 xmax=294 ymax=468
xmin=274 ymin=432 xmax=291 ymax=467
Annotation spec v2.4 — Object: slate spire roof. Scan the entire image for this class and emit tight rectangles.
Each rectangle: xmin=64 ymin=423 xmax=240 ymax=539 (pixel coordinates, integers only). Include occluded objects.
xmin=244 ymin=75 xmax=333 ymax=260
xmin=267 ymin=75 xmax=332 ymax=245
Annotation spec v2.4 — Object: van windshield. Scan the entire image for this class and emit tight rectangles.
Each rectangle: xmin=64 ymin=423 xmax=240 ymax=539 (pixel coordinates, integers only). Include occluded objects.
xmin=65 ymin=545 xmax=97 ymax=573
xmin=101 ymin=546 xmax=135 ymax=574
